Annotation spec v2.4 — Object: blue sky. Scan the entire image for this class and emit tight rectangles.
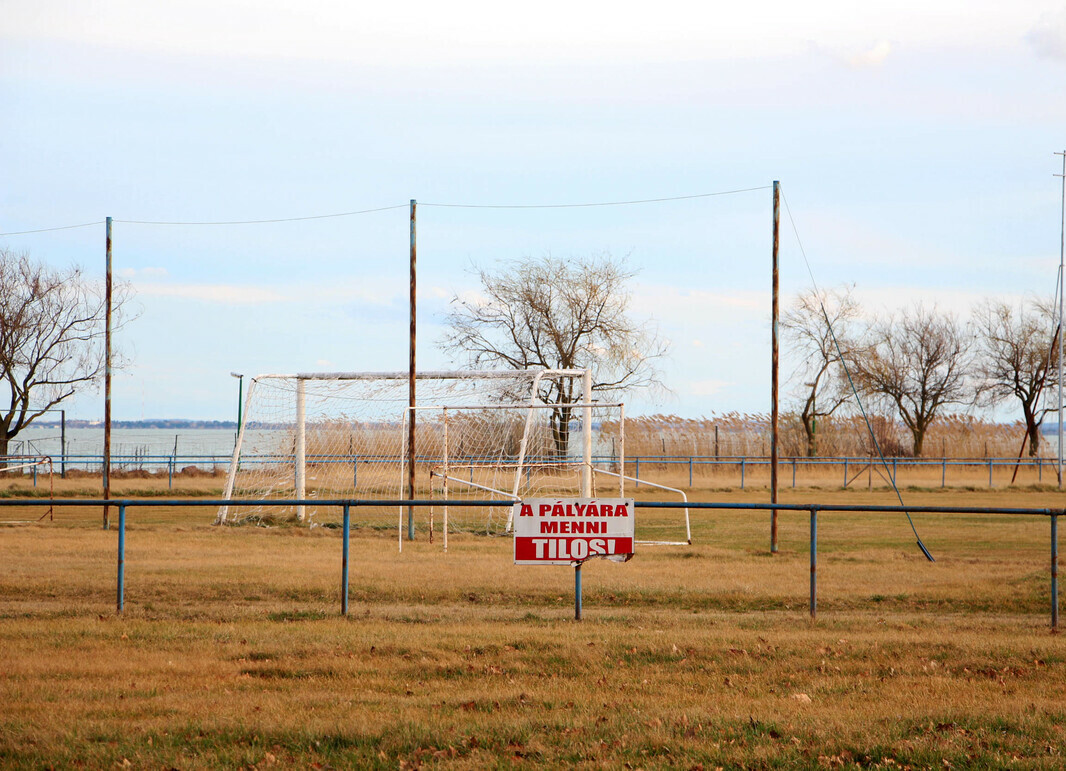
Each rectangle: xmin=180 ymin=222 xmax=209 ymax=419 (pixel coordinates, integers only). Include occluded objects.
xmin=2 ymin=1 xmax=1065 ymax=421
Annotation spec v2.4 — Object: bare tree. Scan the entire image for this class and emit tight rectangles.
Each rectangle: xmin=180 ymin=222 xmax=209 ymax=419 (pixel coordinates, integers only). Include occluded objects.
xmin=440 ymin=254 xmax=668 ymax=456
xmin=848 ymin=304 xmax=975 ymax=457
xmin=0 ymin=248 xmax=131 ymax=460
xmin=782 ymin=285 xmax=859 ymax=456
xmin=973 ymin=297 xmax=1059 ymax=457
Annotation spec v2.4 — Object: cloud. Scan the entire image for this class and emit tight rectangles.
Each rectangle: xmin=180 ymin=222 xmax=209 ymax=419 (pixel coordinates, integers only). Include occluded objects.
xmin=137 ymin=282 xmax=285 ymax=304
xmin=630 ymin=286 xmax=766 ymax=329
xmin=5 ymin=1 xmax=1036 ymax=73
xmin=687 ymin=379 xmax=732 ymax=397
xmin=118 ymin=266 xmax=169 ymax=279
xmin=851 ymin=286 xmax=1006 ymax=318
xmin=1028 ymin=11 xmax=1066 ymax=60
xmin=848 ymin=40 xmax=893 ymax=68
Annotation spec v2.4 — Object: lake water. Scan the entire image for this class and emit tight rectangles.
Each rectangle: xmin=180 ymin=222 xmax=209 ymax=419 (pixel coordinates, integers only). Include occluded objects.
xmin=10 ymin=427 xmax=241 ymax=469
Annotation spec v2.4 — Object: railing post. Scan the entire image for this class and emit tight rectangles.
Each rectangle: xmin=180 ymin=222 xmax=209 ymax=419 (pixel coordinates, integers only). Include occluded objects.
xmin=810 ymin=506 xmax=817 ymax=621
xmin=1053 ymin=512 xmax=1059 ymax=630
xmin=892 ymin=457 xmax=897 ymax=485
xmin=575 ymin=562 xmax=582 ymax=621
xmin=792 ymin=458 xmax=796 ymax=488
xmin=117 ymin=503 xmax=126 ymax=614
xmin=843 ymin=457 xmax=848 ymax=488
xmin=342 ymin=504 xmax=350 ymax=616
xmin=942 ymin=458 xmax=946 ymax=488
xmin=989 ymin=458 xmax=993 ymax=488
xmin=635 ymin=457 xmax=640 ymax=488
xmin=741 ymin=459 xmax=745 ymax=489
xmin=689 ymin=457 xmax=693 ymax=488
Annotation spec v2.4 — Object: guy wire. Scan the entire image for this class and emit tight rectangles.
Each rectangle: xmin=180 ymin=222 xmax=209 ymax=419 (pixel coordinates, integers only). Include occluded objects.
xmin=780 ymin=187 xmax=935 ymax=562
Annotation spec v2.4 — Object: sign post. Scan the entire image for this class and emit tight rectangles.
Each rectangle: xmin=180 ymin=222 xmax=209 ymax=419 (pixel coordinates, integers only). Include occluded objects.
xmin=514 ymin=498 xmax=635 ymax=620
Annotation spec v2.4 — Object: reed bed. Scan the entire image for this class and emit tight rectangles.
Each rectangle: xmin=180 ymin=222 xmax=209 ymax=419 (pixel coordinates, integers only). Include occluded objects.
xmin=614 ymin=413 xmax=1037 ymax=460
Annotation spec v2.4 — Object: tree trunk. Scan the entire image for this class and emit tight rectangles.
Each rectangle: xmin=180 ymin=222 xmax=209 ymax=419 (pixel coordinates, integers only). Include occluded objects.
xmin=912 ymin=428 xmax=925 ymax=458
xmin=1026 ymin=420 xmax=1042 ymax=458
xmin=551 ymin=405 xmax=572 ymax=460
xmin=1022 ymin=403 xmax=1041 ymax=457
xmin=801 ymin=412 xmax=816 ymax=457
xmin=0 ymin=433 xmax=8 ymax=470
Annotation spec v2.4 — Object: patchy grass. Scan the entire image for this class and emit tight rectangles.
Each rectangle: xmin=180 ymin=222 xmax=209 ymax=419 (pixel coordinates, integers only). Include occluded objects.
xmin=0 ymin=489 xmax=1063 ymax=768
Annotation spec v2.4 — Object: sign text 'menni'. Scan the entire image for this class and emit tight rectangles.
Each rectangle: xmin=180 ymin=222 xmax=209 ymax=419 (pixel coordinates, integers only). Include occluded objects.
xmin=513 ymin=498 xmax=635 ymax=565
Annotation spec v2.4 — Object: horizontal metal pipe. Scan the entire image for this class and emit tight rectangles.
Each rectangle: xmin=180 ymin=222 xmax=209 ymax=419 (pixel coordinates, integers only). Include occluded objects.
xmin=0 ymin=498 xmax=1061 ymax=517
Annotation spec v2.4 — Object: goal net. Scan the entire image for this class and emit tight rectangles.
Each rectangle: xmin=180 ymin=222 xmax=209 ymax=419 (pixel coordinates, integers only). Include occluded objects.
xmin=217 ymin=369 xmax=597 ymax=528
xmin=216 ymin=369 xmax=690 ymax=546
xmin=414 ymin=399 xmax=626 ymax=542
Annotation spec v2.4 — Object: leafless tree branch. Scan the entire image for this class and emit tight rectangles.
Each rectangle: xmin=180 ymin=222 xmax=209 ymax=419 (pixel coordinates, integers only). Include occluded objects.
xmin=0 ymin=248 xmax=133 ymax=459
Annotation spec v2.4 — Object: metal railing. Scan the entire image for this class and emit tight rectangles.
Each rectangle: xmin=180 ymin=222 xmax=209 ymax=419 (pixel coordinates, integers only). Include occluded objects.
xmin=0 ymin=498 xmax=1058 ymax=628
xmin=3 ymin=453 xmax=1062 ymax=489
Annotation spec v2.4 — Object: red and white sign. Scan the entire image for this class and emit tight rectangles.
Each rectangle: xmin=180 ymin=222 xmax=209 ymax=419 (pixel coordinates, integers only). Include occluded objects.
xmin=513 ymin=498 xmax=635 ymax=565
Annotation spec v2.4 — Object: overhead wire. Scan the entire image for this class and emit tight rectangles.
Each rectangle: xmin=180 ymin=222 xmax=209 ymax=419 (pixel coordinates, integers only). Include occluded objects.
xmin=2 ymin=186 xmax=768 ymax=234
xmin=420 ymin=186 xmax=772 ymax=209
xmin=780 ymin=186 xmax=935 ymax=562
xmin=0 ymin=221 xmax=100 ymax=237
xmin=114 ymin=204 xmax=409 ymax=226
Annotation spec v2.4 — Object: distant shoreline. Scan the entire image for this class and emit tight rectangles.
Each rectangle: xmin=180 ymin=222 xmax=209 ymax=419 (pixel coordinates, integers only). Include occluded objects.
xmin=29 ymin=419 xmax=237 ymax=430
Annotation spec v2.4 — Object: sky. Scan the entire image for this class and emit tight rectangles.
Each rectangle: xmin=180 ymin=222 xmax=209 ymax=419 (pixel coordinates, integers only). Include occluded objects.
xmin=2 ymin=1 xmax=1066 ymax=422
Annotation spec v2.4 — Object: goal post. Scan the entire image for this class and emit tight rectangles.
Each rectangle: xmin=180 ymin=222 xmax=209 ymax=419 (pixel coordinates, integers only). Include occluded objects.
xmin=215 ymin=368 xmax=689 ymax=546
xmin=216 ymin=369 xmax=592 ymax=526
xmin=398 ymin=399 xmax=625 ymax=545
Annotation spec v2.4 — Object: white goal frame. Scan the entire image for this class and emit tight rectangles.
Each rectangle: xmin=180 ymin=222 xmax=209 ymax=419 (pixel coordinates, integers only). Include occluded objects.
xmin=215 ymin=368 xmax=689 ymax=546
xmin=216 ymin=368 xmax=593 ymax=524
xmin=403 ymin=400 xmax=625 ymax=551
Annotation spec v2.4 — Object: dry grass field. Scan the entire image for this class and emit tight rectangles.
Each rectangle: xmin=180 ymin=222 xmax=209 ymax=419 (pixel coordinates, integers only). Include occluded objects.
xmin=1 ymin=480 xmax=1064 ymax=768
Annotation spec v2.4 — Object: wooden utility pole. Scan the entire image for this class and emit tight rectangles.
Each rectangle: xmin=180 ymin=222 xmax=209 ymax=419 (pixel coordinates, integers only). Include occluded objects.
xmin=771 ymin=182 xmax=780 ymax=553
xmin=103 ymin=216 xmax=112 ymax=530
xmin=1056 ymin=153 xmax=1065 ymax=488
xmin=408 ymin=199 xmax=417 ymax=540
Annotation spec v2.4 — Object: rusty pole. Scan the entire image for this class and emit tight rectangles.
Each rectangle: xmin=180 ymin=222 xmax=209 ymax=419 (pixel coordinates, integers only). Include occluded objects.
xmin=1056 ymin=151 xmax=1065 ymax=488
xmin=407 ymin=200 xmax=417 ymax=541
xmin=770 ymin=182 xmax=780 ymax=553
xmin=103 ymin=216 xmax=112 ymax=530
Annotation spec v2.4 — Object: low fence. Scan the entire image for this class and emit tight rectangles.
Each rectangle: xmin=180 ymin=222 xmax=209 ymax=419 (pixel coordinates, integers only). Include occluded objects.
xmin=4 ymin=453 xmax=1064 ymax=490
xmin=624 ymin=455 xmax=1064 ymax=489
xmin=0 ymin=498 xmax=1059 ymax=628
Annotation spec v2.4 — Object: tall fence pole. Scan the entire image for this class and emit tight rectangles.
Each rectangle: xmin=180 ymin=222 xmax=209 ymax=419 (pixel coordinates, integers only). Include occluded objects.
xmin=408 ymin=199 xmax=417 ymax=541
xmin=770 ymin=181 xmax=780 ymax=554
xmin=1053 ymin=512 xmax=1059 ymax=630
xmin=342 ymin=504 xmax=351 ymax=616
xmin=809 ymin=506 xmax=817 ymax=621
xmin=575 ymin=562 xmax=583 ymax=621
xmin=103 ymin=217 xmax=113 ymax=530
xmin=116 ymin=503 xmax=125 ymax=613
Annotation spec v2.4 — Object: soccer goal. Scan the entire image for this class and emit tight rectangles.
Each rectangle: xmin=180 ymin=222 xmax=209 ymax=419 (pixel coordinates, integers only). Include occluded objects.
xmin=216 ymin=369 xmax=690 ymax=546
xmin=217 ymin=369 xmax=595 ymax=526
xmin=410 ymin=399 xmax=626 ymax=544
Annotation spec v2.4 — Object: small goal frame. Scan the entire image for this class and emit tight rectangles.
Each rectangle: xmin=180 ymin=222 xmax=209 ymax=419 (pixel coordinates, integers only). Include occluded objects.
xmin=403 ymin=400 xmax=625 ymax=550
